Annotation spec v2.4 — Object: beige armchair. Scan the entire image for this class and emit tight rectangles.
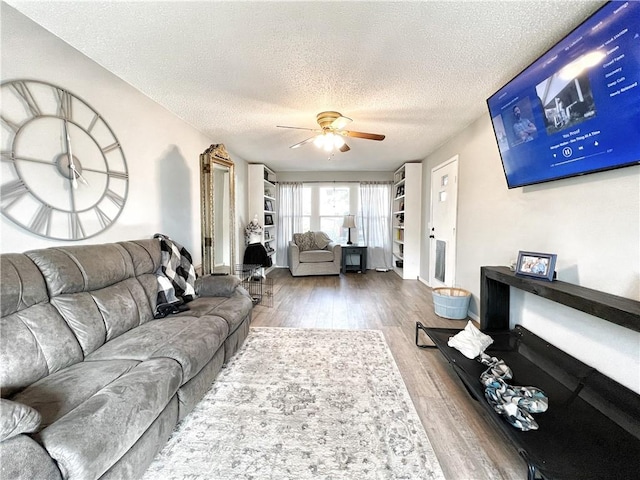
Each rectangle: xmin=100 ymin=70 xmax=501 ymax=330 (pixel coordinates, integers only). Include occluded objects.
xmin=288 ymin=231 xmax=341 ymax=276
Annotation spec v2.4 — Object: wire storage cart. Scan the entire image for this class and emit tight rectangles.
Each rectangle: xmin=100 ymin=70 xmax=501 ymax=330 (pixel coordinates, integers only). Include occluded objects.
xmin=235 ymin=264 xmax=273 ymax=307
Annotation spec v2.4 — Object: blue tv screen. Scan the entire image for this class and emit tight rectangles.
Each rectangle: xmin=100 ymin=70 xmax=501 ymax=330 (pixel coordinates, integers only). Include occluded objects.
xmin=487 ymin=1 xmax=640 ymax=188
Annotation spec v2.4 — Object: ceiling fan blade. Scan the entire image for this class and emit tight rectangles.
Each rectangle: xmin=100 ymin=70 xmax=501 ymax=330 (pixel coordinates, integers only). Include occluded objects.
xmin=290 ymin=136 xmax=317 ymax=149
xmin=330 ymin=115 xmax=352 ymax=130
xmin=343 ymin=130 xmax=385 ymax=141
xmin=339 ymin=143 xmax=350 ymax=153
xmin=277 ymin=125 xmax=318 ymax=132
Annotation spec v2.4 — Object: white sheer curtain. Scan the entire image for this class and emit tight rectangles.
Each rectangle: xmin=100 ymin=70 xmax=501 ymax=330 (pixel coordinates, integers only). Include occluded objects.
xmin=358 ymin=182 xmax=392 ymax=270
xmin=276 ymin=182 xmax=303 ymax=267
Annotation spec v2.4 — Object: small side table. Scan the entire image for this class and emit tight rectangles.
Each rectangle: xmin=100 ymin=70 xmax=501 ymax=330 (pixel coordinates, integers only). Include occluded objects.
xmin=341 ymin=245 xmax=367 ymax=274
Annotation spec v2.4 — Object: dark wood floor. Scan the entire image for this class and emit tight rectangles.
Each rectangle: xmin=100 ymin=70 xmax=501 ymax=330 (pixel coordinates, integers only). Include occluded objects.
xmin=251 ymin=268 xmax=526 ymax=480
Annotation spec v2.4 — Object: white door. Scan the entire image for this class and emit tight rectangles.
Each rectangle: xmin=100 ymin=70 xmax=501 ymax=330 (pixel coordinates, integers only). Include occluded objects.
xmin=429 ymin=156 xmax=459 ymax=287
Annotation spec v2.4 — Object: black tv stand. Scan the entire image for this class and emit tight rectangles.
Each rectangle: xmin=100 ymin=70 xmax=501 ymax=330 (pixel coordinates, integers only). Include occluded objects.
xmin=415 ymin=266 xmax=640 ymax=479
xmin=480 ymin=266 xmax=640 ymax=333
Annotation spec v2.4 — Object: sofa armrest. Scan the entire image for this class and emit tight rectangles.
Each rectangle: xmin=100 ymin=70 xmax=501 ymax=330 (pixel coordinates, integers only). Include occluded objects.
xmin=0 ymin=434 xmax=62 ymax=480
xmin=327 ymin=242 xmax=342 ymax=266
xmin=326 ymin=241 xmax=340 ymax=253
xmin=0 ymin=399 xmax=60 ymax=479
xmin=288 ymin=241 xmax=300 ymax=270
xmin=195 ymin=275 xmax=240 ymax=297
xmin=0 ymin=399 xmax=40 ymax=443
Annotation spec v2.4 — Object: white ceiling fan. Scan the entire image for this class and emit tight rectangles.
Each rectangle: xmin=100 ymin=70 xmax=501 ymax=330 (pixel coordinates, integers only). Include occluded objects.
xmin=277 ymin=111 xmax=385 ymax=153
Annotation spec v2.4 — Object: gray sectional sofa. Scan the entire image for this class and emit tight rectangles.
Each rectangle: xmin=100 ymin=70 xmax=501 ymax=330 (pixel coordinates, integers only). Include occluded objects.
xmin=0 ymin=238 xmax=253 ymax=480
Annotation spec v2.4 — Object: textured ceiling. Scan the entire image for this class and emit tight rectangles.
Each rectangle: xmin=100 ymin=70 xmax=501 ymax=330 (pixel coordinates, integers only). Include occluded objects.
xmin=7 ymin=0 xmax=604 ymax=172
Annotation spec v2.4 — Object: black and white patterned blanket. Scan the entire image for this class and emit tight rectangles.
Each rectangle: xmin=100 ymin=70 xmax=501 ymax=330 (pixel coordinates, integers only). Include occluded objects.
xmin=154 ymin=233 xmax=196 ymax=318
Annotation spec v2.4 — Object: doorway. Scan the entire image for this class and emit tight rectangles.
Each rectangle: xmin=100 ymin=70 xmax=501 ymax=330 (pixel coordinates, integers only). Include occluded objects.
xmin=429 ymin=155 xmax=459 ymax=287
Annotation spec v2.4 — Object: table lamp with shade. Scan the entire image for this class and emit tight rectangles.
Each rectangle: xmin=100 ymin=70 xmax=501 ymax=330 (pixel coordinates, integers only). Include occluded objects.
xmin=343 ymin=214 xmax=356 ymax=245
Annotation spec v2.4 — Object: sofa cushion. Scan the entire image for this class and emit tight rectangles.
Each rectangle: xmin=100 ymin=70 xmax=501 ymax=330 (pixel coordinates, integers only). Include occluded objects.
xmin=184 ymin=290 xmax=253 ymax=334
xmin=1 ymin=254 xmax=84 ymax=397
xmin=91 ymin=278 xmax=154 ymax=341
xmin=50 ymin=293 xmax=107 ymax=356
xmin=293 ymin=231 xmax=320 ymax=251
xmin=11 ymin=359 xmax=139 ymax=430
xmin=37 ymin=357 xmax=181 ymax=480
xmin=25 ymin=244 xmax=156 ymax=350
xmin=86 ymin=316 xmax=228 ymax=384
xmin=0 ymin=399 xmax=41 ymax=442
xmin=120 ymin=239 xmax=163 ymax=314
xmin=0 ymin=254 xmax=48 ymax=318
xmin=26 ymin=244 xmax=135 ymax=297
xmin=299 ymin=249 xmax=335 ymax=263
xmin=1 ymin=304 xmax=83 ymax=398
xmin=119 ymin=239 xmax=162 ymax=277
xmin=195 ymin=275 xmax=241 ymax=297
xmin=98 ymin=396 xmax=179 ymax=480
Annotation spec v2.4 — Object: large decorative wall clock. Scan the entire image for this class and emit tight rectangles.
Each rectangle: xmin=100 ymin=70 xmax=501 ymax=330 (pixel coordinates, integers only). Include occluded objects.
xmin=1 ymin=79 xmax=128 ymax=240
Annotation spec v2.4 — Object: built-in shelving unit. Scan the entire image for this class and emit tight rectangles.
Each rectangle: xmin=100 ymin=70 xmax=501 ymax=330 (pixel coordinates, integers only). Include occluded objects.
xmin=392 ymin=163 xmax=421 ymax=279
xmin=248 ymin=164 xmax=277 ymax=271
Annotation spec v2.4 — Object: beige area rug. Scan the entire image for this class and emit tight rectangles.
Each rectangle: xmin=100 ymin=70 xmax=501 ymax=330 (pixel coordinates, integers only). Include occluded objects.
xmin=142 ymin=328 xmax=445 ymax=480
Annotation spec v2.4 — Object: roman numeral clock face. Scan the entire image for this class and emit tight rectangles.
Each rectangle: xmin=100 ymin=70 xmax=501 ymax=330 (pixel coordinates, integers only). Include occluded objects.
xmin=1 ymin=80 xmax=128 ymax=240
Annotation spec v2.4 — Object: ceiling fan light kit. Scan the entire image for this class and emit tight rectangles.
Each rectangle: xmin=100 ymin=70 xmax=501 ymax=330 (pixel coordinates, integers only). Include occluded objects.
xmin=316 ymin=111 xmax=350 ymax=129
xmin=314 ymin=132 xmax=346 ymax=151
xmin=277 ymin=111 xmax=385 ymax=154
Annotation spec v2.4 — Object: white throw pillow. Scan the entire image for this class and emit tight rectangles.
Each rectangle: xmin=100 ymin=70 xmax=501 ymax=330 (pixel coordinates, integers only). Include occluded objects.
xmin=447 ymin=321 xmax=494 ymax=359
xmin=314 ymin=231 xmax=331 ymax=249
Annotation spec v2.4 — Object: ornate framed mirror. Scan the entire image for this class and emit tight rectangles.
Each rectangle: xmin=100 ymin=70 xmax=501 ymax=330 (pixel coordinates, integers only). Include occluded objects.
xmin=200 ymin=144 xmax=235 ymax=275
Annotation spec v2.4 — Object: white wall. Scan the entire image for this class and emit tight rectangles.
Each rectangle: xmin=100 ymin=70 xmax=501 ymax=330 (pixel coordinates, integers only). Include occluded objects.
xmin=421 ymin=113 xmax=640 ymax=392
xmin=1 ymin=5 xmax=249 ymax=266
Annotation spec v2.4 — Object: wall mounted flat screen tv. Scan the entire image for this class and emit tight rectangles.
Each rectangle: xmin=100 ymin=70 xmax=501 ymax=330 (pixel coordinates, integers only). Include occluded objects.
xmin=487 ymin=1 xmax=640 ymax=188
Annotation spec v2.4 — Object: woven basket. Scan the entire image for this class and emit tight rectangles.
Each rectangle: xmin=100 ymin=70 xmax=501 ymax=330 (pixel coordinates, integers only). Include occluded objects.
xmin=432 ymin=287 xmax=471 ymax=320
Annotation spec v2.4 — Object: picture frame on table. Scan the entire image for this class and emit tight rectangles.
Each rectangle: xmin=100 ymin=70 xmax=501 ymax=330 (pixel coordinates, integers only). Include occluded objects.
xmin=265 ymin=214 xmax=274 ymax=225
xmin=264 ymin=229 xmax=270 ymax=240
xmin=515 ymin=251 xmax=557 ymax=281
xmin=264 ymin=199 xmax=273 ymax=212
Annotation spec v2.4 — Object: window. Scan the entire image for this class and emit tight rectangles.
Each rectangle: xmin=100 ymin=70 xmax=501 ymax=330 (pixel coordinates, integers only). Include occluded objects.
xmin=301 ymin=183 xmax=358 ymax=242
xmin=319 ymin=186 xmax=350 ymax=240
xmin=301 ymin=187 xmax=311 ymax=232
